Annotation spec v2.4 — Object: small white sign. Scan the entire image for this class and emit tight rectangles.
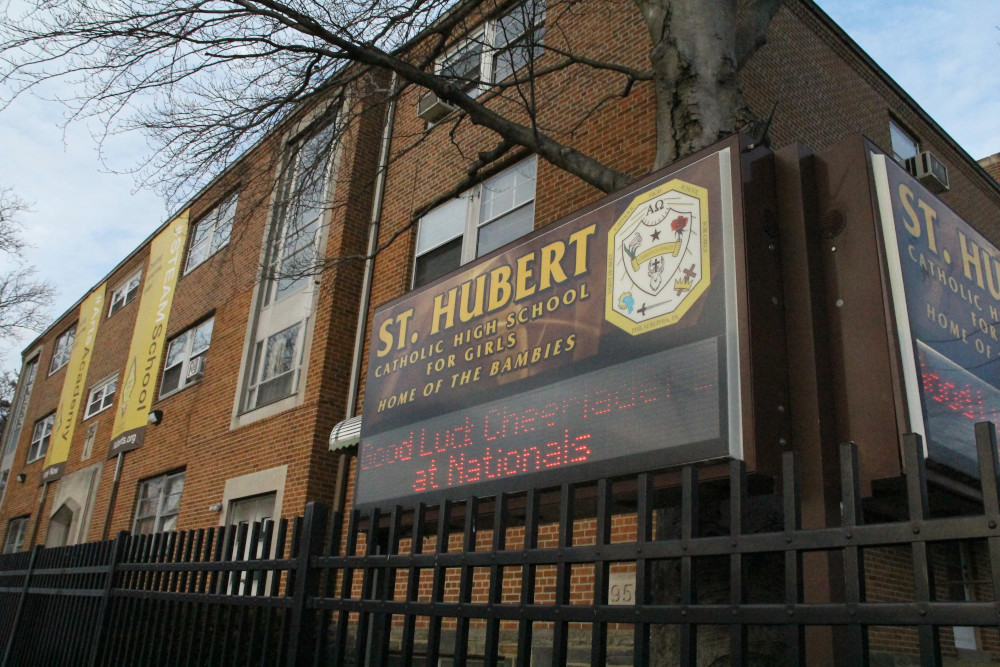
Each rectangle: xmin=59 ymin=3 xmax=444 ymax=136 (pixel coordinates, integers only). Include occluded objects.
xmin=608 ymin=572 xmax=636 ymax=605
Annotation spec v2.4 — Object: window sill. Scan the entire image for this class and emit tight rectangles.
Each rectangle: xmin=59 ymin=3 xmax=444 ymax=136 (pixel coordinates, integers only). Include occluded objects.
xmin=106 ymin=301 xmax=137 ymax=319
xmin=156 ymin=377 xmax=204 ymax=403
xmin=84 ymin=405 xmax=113 ymax=421
xmin=232 ymin=391 xmax=303 ymax=430
xmin=183 ymin=245 xmax=230 ymax=278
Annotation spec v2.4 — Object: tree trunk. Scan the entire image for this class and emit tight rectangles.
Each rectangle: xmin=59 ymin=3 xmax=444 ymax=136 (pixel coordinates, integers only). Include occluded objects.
xmin=637 ymin=0 xmax=752 ymax=169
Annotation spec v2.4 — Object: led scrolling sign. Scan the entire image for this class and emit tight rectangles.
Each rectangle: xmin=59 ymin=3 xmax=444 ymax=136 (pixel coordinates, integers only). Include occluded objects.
xmin=356 ymin=144 xmax=746 ymax=508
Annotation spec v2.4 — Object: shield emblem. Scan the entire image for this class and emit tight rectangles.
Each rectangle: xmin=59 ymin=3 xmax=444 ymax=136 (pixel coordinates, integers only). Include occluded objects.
xmin=621 ymin=207 xmax=690 ymax=296
xmin=605 ymin=181 xmax=710 ymax=335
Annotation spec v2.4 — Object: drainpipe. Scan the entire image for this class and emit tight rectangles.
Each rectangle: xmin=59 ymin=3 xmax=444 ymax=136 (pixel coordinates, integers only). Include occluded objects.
xmin=101 ymin=452 xmax=124 ymax=540
xmin=27 ymin=481 xmax=48 ymax=548
xmin=345 ymin=72 xmax=399 ymax=421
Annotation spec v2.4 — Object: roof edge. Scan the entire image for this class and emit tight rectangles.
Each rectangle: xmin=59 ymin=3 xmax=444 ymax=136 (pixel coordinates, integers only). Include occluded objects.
xmin=798 ymin=0 xmax=1000 ymax=197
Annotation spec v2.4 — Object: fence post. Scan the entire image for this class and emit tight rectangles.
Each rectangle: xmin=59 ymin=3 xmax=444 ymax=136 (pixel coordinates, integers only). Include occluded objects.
xmin=286 ymin=501 xmax=328 ymax=667
xmin=88 ymin=531 xmax=129 ymax=667
xmin=2 ymin=543 xmax=42 ymax=666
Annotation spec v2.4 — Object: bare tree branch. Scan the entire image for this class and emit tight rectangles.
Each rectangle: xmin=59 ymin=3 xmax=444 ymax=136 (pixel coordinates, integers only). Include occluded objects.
xmin=0 ymin=190 xmax=55 ymax=342
xmin=2 ymin=0 xmax=780 ymax=205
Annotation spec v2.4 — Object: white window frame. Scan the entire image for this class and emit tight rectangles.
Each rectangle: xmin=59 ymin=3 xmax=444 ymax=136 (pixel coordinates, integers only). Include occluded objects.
xmin=414 ymin=156 xmax=537 ymax=287
xmin=890 ymin=119 xmax=919 ymax=165
xmin=185 ymin=192 xmax=238 ymax=274
xmin=49 ymin=326 xmax=75 ymax=375
xmin=240 ymin=119 xmax=337 ymax=417
xmin=27 ymin=413 xmax=54 ymax=464
xmin=160 ymin=317 xmax=214 ymax=398
xmin=84 ymin=374 xmax=118 ymax=419
xmin=245 ymin=321 xmax=307 ymax=412
xmin=1 ymin=355 xmax=39 ymax=459
xmin=133 ymin=470 xmax=185 ymax=535
xmin=3 ymin=516 xmax=27 ymax=554
xmin=439 ymin=26 xmax=488 ymax=97
xmin=436 ymin=0 xmax=545 ymax=97
xmin=108 ymin=269 xmax=142 ymax=317
xmin=263 ymin=123 xmax=335 ymax=306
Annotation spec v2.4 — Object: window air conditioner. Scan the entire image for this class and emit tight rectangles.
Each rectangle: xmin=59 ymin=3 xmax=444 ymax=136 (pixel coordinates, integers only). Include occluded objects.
xmin=186 ymin=356 xmax=205 ymax=382
xmin=904 ymin=151 xmax=949 ymax=194
xmin=417 ymin=91 xmax=456 ymax=123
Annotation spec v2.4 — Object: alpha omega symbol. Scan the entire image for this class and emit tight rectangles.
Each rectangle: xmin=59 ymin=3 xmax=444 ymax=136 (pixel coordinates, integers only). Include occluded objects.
xmin=605 ymin=178 xmax=710 ymax=335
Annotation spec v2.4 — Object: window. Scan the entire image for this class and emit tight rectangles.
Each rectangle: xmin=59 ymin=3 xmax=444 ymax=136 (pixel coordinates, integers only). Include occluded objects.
xmin=160 ymin=317 xmax=213 ymax=397
xmin=241 ymin=121 xmax=335 ymax=416
xmin=134 ymin=471 xmax=185 ymax=534
xmin=84 ymin=375 xmax=117 ymax=419
xmin=3 ymin=517 xmax=27 ymax=554
xmin=939 ymin=540 xmax=982 ymax=650
xmin=186 ymin=193 xmax=238 ymax=273
xmin=441 ymin=37 xmax=486 ymax=94
xmin=1 ymin=356 xmax=38 ymax=458
xmin=265 ymin=123 xmax=335 ymax=304
xmin=49 ymin=326 xmax=75 ymax=374
xmin=492 ymin=0 xmax=546 ymax=83
xmin=437 ymin=0 xmax=545 ymax=96
xmin=246 ymin=322 xmax=304 ymax=410
xmin=108 ymin=270 xmax=142 ymax=317
xmin=414 ymin=156 xmax=537 ymax=287
xmin=27 ymin=414 xmax=54 ymax=463
xmin=890 ymin=120 xmax=919 ymax=165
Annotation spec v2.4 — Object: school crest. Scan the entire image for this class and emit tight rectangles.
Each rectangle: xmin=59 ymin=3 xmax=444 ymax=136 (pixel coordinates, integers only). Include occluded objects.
xmin=605 ymin=179 xmax=710 ymax=335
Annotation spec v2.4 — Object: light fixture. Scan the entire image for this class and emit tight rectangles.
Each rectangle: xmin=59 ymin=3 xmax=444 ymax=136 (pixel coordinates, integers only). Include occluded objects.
xmin=147 ymin=409 xmax=163 ymax=425
xmin=16 ymin=474 xmax=25 ymax=483
xmin=209 ymin=503 xmax=223 ymax=512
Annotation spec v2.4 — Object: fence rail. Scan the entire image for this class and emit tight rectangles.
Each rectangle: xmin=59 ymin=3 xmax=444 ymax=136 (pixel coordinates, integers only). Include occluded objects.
xmin=3 ymin=425 xmax=1000 ymax=665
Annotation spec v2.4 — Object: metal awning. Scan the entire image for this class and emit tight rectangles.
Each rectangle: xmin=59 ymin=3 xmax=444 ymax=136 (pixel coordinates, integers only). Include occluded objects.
xmin=329 ymin=415 xmax=362 ymax=451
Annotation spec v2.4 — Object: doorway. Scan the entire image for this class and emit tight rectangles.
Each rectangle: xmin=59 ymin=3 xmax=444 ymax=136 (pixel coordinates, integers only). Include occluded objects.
xmin=226 ymin=492 xmax=276 ymax=594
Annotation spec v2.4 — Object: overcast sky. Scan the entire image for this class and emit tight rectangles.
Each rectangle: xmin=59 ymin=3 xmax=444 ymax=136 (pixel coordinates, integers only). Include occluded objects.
xmin=0 ymin=0 xmax=997 ymax=368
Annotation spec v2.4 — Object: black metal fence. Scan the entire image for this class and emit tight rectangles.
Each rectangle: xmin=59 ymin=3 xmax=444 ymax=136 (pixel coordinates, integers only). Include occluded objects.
xmin=4 ymin=425 xmax=1000 ymax=665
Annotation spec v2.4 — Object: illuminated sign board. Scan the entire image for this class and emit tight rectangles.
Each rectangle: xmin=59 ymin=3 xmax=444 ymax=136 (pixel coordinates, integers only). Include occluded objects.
xmin=873 ymin=154 xmax=1000 ymax=476
xmin=357 ymin=142 xmax=746 ymax=507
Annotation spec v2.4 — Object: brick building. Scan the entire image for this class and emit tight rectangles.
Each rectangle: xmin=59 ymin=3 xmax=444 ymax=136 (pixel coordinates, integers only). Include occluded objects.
xmin=980 ymin=152 xmax=1000 ymax=183
xmin=0 ymin=90 xmax=387 ymax=549
xmin=1 ymin=0 xmax=999 ymax=662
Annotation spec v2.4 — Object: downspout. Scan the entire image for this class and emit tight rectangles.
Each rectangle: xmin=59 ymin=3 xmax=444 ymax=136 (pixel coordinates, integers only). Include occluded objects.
xmin=101 ymin=452 xmax=124 ymax=541
xmin=27 ymin=481 xmax=48 ymax=548
xmin=345 ymin=72 xmax=398 ymax=422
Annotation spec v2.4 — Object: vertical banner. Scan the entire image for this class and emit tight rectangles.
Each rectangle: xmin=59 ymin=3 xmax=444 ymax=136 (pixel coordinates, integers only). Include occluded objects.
xmin=41 ymin=284 xmax=107 ymax=483
xmin=109 ymin=211 xmax=189 ymax=457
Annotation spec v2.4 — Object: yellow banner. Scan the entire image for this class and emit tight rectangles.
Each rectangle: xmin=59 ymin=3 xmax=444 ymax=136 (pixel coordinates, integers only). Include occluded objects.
xmin=42 ymin=284 xmax=107 ymax=483
xmin=109 ymin=211 xmax=189 ymax=457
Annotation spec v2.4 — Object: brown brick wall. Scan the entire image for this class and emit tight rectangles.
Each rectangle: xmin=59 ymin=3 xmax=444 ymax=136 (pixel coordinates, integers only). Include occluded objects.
xmin=980 ymin=153 xmax=1000 ymax=184
xmin=865 ymin=543 xmax=1000 ymax=659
